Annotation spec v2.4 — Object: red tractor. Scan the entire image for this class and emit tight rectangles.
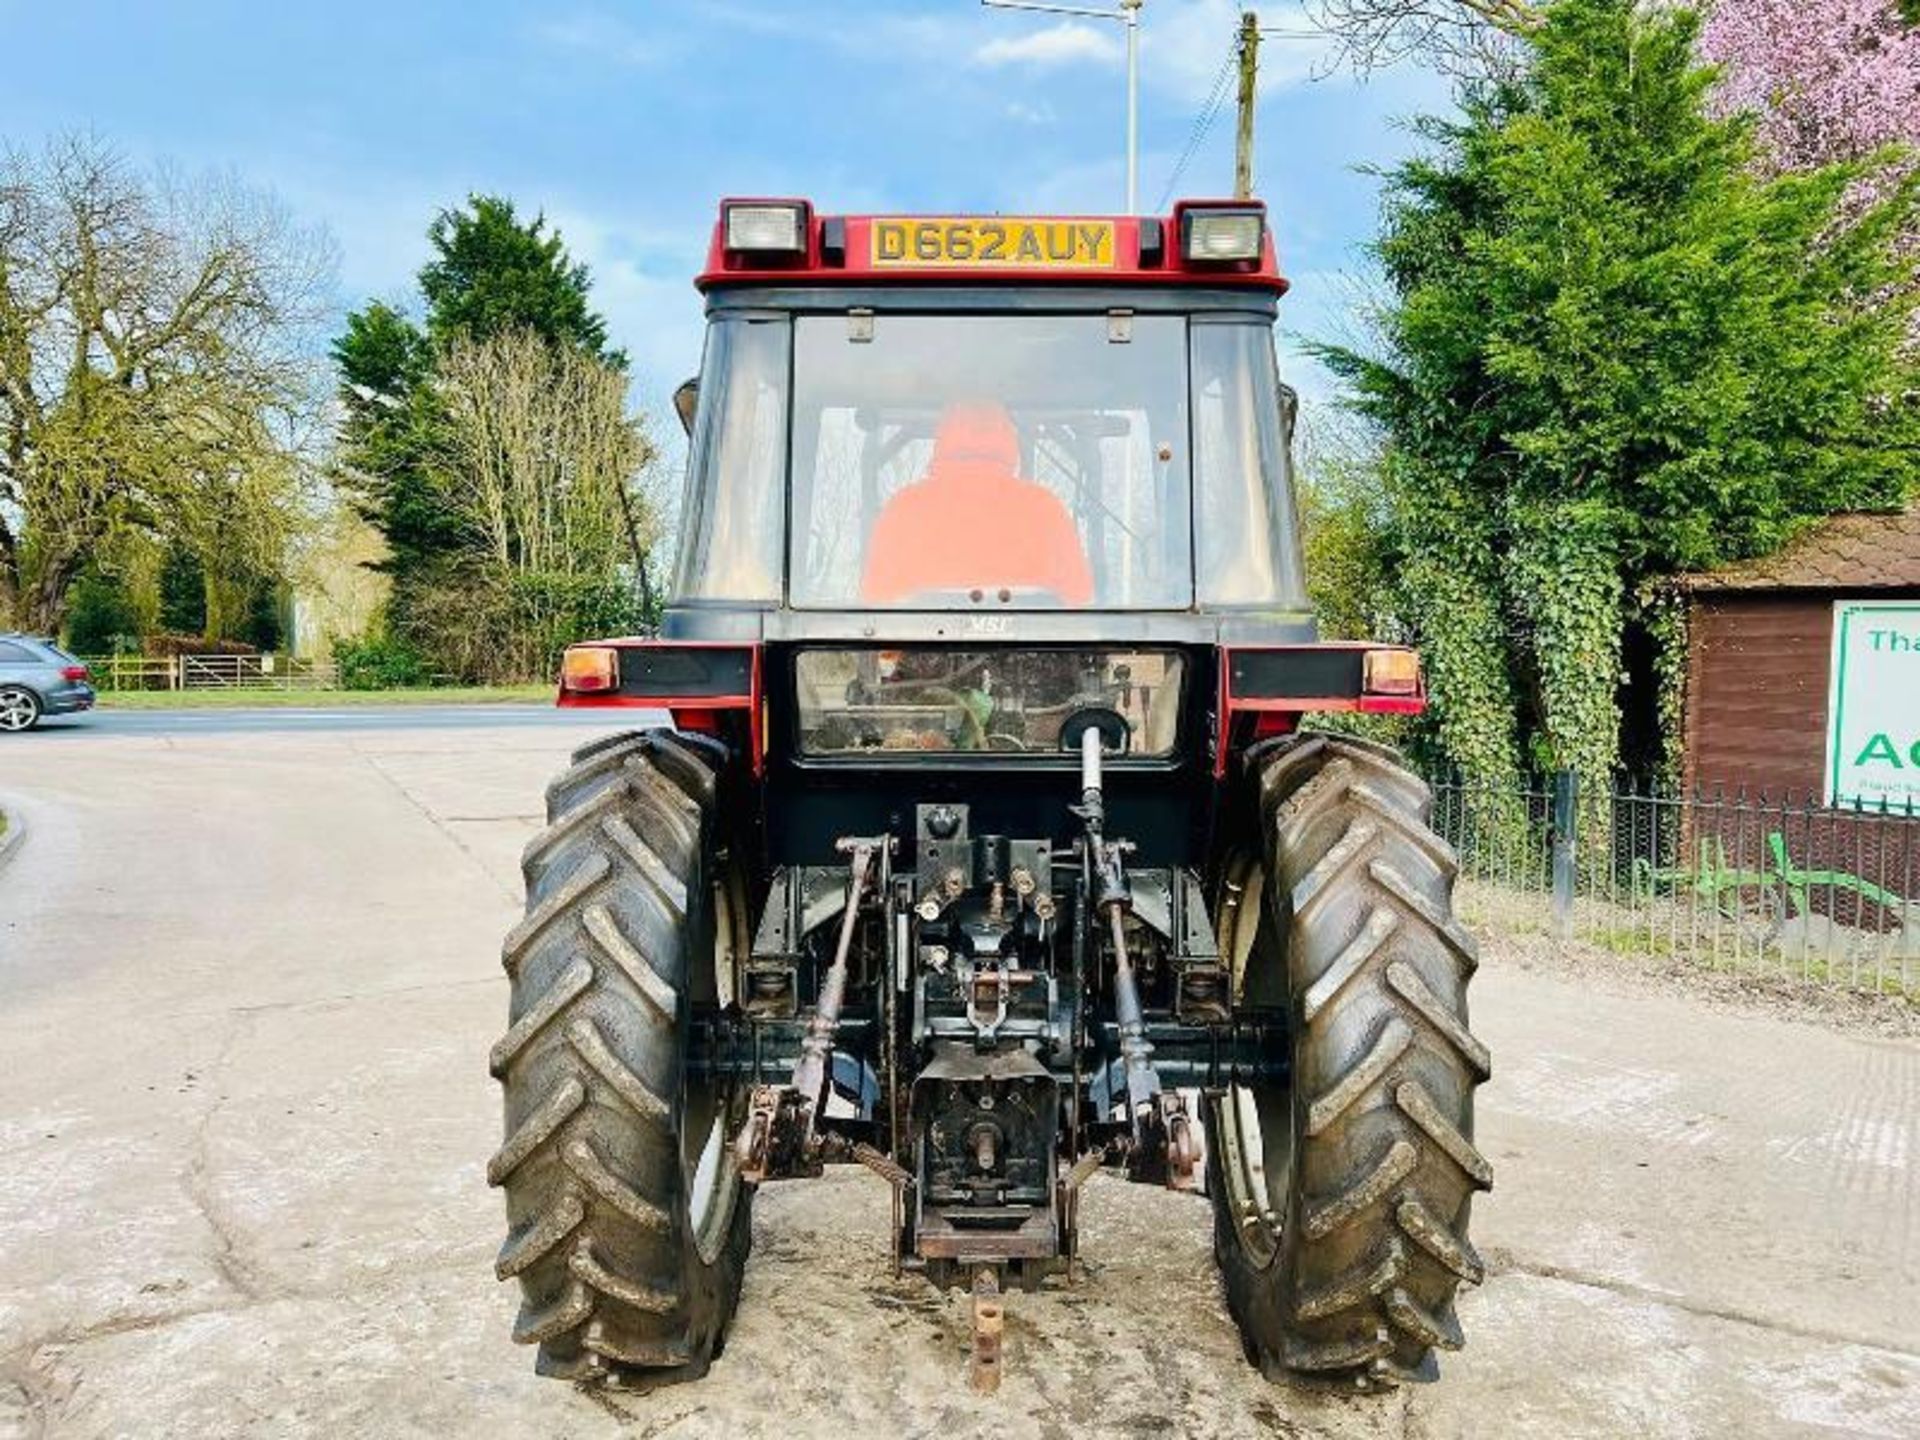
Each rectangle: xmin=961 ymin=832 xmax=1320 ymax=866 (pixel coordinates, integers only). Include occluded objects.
xmin=489 ymin=200 xmax=1488 ymax=1395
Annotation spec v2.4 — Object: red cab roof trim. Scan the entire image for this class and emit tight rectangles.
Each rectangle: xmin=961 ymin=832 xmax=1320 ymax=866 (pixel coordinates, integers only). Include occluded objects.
xmin=696 ymin=197 xmax=1288 ymax=295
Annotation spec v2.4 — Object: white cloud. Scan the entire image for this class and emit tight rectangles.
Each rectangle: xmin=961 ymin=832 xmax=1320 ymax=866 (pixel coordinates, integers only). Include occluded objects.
xmin=1005 ymin=99 xmax=1058 ymax=125
xmin=533 ymin=11 xmax=671 ymax=68
xmin=295 ymin=171 xmax=711 ymax=435
xmin=975 ymin=22 xmax=1124 ymax=69
xmin=697 ymin=2 xmax=973 ymax=63
xmin=1010 ymin=152 xmax=1136 ymax=215
xmin=529 ymin=205 xmax=716 ymax=457
xmin=695 ymin=0 xmax=1353 ymax=97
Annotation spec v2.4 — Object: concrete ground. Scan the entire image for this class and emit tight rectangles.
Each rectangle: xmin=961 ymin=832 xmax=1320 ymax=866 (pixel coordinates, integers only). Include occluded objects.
xmin=0 ymin=713 xmax=1914 ymax=1439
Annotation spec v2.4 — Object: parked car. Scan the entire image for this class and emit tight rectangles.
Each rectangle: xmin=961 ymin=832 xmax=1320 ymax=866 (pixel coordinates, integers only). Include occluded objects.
xmin=0 ymin=635 xmax=96 ymax=731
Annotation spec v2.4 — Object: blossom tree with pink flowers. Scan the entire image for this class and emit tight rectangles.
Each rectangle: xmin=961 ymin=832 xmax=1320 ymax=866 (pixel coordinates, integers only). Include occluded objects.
xmin=1700 ymin=0 xmax=1920 ymax=174
xmin=1701 ymin=0 xmax=1920 ymax=340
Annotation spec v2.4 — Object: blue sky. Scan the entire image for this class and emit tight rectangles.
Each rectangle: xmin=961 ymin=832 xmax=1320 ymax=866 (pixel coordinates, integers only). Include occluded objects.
xmin=5 ymin=0 xmax=1450 ymax=420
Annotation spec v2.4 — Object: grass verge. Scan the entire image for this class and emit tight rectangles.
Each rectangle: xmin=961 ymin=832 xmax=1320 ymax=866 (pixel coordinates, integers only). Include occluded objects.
xmin=98 ymin=684 xmax=552 ymax=710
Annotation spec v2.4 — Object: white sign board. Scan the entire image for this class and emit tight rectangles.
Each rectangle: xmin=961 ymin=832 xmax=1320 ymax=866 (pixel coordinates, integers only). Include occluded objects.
xmin=1825 ymin=600 xmax=1920 ymax=809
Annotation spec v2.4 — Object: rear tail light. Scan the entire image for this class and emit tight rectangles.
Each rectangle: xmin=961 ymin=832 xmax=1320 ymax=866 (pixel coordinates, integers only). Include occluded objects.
xmin=560 ymin=646 xmax=619 ymax=694
xmin=1181 ymin=206 xmax=1264 ymax=263
xmin=1363 ymin=648 xmax=1421 ymax=696
xmin=61 ymin=665 xmax=88 ymax=682
xmin=723 ymin=201 xmax=809 ymax=255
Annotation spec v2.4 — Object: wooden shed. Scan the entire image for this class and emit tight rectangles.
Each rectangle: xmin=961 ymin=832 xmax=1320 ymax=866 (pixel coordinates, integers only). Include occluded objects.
xmin=1673 ymin=505 xmax=1920 ymax=929
xmin=1678 ymin=501 xmax=1920 ymax=802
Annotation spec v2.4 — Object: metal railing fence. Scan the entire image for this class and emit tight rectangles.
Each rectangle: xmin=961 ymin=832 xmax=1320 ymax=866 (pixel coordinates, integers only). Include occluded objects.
xmin=79 ymin=654 xmax=341 ymax=692
xmin=1428 ymin=771 xmax=1919 ymax=998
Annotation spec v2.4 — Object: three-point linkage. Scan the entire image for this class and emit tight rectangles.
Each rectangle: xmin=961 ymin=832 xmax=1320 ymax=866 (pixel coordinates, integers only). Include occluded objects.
xmin=734 ymin=839 xmax=882 ymax=1184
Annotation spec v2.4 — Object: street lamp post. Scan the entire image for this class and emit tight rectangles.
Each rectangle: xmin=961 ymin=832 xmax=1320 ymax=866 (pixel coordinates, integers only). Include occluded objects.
xmin=981 ymin=0 xmax=1144 ymax=214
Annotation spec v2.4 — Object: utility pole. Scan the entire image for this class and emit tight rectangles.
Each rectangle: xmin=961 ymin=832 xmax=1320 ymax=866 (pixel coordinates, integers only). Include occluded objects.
xmin=1233 ymin=10 xmax=1258 ymax=200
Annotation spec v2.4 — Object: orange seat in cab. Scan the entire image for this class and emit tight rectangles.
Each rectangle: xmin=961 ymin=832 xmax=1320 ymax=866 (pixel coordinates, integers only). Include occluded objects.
xmin=859 ymin=403 xmax=1095 ymax=605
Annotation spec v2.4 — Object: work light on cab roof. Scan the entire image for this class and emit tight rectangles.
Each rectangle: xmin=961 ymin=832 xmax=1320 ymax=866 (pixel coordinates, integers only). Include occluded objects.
xmin=487 ymin=192 xmax=1486 ymax=1403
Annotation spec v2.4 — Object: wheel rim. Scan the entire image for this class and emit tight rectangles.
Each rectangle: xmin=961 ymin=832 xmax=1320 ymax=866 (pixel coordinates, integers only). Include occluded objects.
xmin=683 ymin=875 xmax=744 ymax=1265
xmin=683 ymin=1093 xmax=735 ymax=1264
xmin=0 ymin=691 xmax=37 ymax=731
xmin=1213 ymin=851 xmax=1294 ymax=1271
xmin=1214 ymin=1083 xmax=1292 ymax=1270
xmin=1217 ymin=851 xmax=1268 ymax=1005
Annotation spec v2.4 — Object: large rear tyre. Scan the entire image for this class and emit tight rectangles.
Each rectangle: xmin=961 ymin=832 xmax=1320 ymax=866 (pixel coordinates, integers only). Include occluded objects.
xmin=491 ymin=729 xmax=751 ymax=1387
xmin=1209 ymin=734 xmax=1490 ymax=1390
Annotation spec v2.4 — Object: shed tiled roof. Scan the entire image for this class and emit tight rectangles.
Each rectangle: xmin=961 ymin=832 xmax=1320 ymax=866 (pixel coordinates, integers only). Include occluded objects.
xmin=1679 ymin=501 xmax=1920 ymax=591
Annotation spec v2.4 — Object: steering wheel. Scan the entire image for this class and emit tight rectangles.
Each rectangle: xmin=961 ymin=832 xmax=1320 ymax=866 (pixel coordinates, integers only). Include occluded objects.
xmin=920 ymin=685 xmax=991 ymax=749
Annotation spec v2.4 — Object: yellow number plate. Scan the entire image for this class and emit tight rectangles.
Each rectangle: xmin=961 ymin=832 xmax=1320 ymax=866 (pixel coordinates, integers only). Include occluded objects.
xmin=870 ymin=218 xmax=1116 ymax=269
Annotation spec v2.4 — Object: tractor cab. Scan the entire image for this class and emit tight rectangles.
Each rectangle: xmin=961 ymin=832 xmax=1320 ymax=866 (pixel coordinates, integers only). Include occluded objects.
xmin=670 ymin=201 xmax=1308 ymax=628
xmin=561 ymin=200 xmax=1422 ymax=783
xmin=498 ymin=202 xmax=1482 ymax=1399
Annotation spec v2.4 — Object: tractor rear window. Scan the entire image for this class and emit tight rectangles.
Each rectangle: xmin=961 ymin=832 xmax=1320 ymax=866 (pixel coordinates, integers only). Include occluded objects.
xmin=787 ymin=314 xmax=1192 ymax=610
xmin=795 ymin=649 xmax=1185 ymax=757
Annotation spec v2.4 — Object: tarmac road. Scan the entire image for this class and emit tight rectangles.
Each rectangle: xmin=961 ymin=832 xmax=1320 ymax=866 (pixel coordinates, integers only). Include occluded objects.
xmin=26 ymin=703 xmax=616 ymax=736
xmin=0 ymin=715 xmax=1914 ymax=1438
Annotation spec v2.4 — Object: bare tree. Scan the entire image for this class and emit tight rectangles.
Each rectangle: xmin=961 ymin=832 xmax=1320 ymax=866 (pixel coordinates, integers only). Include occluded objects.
xmin=420 ymin=328 xmax=659 ymax=679
xmin=1304 ymin=0 xmax=1542 ymax=78
xmin=433 ymin=328 xmax=653 ymax=580
xmin=0 ymin=133 xmax=334 ymax=633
